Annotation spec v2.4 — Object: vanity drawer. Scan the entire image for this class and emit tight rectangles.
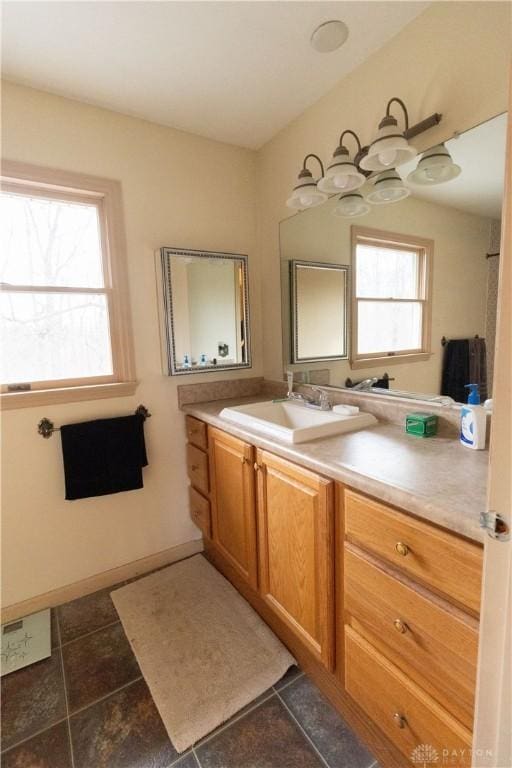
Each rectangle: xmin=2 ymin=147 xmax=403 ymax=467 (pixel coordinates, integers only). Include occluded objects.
xmin=343 ymin=489 xmax=482 ymax=613
xmin=345 ymin=626 xmax=472 ymax=764
xmin=186 ymin=416 xmax=208 ymax=450
xmin=189 ymin=486 xmax=211 ymax=538
xmin=344 ymin=545 xmax=478 ymax=729
xmin=186 ymin=444 xmax=209 ymax=496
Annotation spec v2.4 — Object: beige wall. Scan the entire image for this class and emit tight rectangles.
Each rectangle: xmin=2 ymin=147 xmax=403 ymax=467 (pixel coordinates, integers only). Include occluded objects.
xmin=280 ymin=194 xmax=492 ymax=396
xmin=1 ymin=81 xmax=260 ymax=607
xmin=257 ymin=1 xmax=511 ymax=380
xmin=2 ymin=1 xmax=510 ymax=607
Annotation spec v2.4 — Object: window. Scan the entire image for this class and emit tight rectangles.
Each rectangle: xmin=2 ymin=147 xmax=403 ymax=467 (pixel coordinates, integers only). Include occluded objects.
xmin=351 ymin=227 xmax=432 ymax=367
xmin=1 ymin=161 xmax=136 ymax=408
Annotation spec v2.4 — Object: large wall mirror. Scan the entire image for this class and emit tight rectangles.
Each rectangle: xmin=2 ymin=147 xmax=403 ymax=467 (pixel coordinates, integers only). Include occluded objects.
xmin=280 ymin=112 xmax=506 ymax=403
xmin=160 ymin=247 xmax=251 ymax=375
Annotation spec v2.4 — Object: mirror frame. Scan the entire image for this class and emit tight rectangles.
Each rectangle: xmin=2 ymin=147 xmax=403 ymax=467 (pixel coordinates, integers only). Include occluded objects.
xmin=289 ymin=259 xmax=350 ymax=364
xmin=160 ymin=246 xmax=252 ymax=376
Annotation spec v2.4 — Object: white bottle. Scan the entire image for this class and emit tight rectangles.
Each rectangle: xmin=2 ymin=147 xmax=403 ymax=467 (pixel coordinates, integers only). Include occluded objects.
xmin=460 ymin=384 xmax=487 ymax=450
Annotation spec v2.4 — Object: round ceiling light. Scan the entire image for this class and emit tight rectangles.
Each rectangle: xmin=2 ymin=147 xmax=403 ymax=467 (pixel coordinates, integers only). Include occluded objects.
xmin=310 ymin=20 xmax=349 ymax=53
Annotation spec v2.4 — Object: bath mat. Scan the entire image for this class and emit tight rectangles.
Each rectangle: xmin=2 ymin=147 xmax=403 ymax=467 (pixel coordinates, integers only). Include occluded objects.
xmin=111 ymin=554 xmax=295 ymax=752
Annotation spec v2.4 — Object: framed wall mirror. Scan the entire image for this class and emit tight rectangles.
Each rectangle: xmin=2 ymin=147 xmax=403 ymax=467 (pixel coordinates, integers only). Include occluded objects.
xmin=280 ymin=111 xmax=506 ymax=403
xmin=289 ymin=260 xmax=348 ymax=363
xmin=160 ymin=247 xmax=251 ymax=375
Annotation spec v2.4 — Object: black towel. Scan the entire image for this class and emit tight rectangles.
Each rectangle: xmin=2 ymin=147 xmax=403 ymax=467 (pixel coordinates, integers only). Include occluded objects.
xmin=469 ymin=337 xmax=488 ymax=401
xmin=441 ymin=339 xmax=470 ymax=403
xmin=60 ymin=415 xmax=148 ymax=500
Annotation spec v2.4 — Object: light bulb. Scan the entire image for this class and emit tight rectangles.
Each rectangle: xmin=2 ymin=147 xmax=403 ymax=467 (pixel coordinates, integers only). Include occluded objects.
xmin=378 ymin=148 xmax=398 ymax=167
xmin=300 ymin=193 xmax=315 ymax=207
xmin=425 ymin=165 xmax=448 ymax=182
xmin=333 ymin=174 xmax=349 ymax=190
xmin=383 ymin=189 xmax=401 ymax=202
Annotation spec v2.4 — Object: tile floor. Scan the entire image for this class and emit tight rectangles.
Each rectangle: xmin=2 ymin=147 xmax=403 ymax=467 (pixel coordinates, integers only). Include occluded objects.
xmin=1 ymin=568 xmax=379 ymax=768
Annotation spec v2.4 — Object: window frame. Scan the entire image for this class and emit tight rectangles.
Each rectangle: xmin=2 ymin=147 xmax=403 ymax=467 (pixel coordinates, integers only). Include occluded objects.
xmin=350 ymin=225 xmax=433 ymax=369
xmin=1 ymin=160 xmax=137 ymax=409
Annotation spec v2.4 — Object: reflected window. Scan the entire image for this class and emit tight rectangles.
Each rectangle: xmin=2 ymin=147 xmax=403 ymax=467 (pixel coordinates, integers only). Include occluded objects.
xmin=352 ymin=228 xmax=432 ymax=364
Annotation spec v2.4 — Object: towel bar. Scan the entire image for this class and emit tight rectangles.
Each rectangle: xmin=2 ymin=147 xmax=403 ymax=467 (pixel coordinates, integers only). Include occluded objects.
xmin=441 ymin=334 xmax=481 ymax=347
xmin=37 ymin=405 xmax=151 ymax=439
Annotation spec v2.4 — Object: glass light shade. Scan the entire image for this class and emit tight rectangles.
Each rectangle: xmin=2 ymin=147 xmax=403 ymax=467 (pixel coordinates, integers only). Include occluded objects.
xmin=366 ymin=170 xmax=410 ymax=204
xmin=318 ymin=148 xmax=365 ymax=194
xmin=407 ymin=144 xmax=461 ymax=186
xmin=360 ymin=117 xmax=417 ymax=172
xmin=286 ymin=180 xmax=327 ymax=209
xmin=333 ymin=192 xmax=370 ymax=218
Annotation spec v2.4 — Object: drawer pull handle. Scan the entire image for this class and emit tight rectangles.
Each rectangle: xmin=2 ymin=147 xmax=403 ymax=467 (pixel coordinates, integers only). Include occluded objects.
xmin=393 ymin=713 xmax=406 ymax=729
xmin=393 ymin=618 xmax=408 ymax=634
xmin=395 ymin=541 xmax=409 ymax=557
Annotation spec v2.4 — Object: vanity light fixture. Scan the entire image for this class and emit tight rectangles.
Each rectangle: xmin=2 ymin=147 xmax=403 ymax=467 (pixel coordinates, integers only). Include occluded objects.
xmin=333 ymin=191 xmax=371 ymax=218
xmin=407 ymin=143 xmax=461 ymax=186
xmin=286 ymin=154 xmax=328 ymax=209
xmin=318 ymin=130 xmax=367 ymax=194
xmin=360 ymin=97 xmax=419 ymax=172
xmin=366 ymin=169 xmax=410 ymax=204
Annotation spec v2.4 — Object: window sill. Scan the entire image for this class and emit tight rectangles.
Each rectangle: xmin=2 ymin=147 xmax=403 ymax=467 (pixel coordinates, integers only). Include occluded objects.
xmin=350 ymin=352 xmax=432 ymax=370
xmin=1 ymin=381 xmax=139 ymax=410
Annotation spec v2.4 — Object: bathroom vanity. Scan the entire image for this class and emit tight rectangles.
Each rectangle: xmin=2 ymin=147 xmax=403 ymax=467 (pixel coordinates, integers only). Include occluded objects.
xmin=183 ymin=401 xmax=484 ymax=768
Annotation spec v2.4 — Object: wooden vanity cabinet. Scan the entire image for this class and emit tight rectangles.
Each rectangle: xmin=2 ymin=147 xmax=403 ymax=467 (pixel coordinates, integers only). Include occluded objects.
xmin=185 ymin=417 xmax=483 ymax=768
xmin=208 ymin=426 xmax=258 ymax=588
xmin=255 ymin=449 xmax=335 ymax=670
xmin=340 ymin=487 xmax=482 ymax=764
xmin=185 ymin=416 xmax=211 ymax=538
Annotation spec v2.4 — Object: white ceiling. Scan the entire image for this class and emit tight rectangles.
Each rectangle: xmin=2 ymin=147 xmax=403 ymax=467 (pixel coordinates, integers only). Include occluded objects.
xmin=2 ymin=1 xmax=429 ymax=150
xmin=401 ymin=112 xmax=507 ymax=219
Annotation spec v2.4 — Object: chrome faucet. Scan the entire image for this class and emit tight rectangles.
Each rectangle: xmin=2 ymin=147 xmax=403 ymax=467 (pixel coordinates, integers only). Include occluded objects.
xmin=351 ymin=377 xmax=378 ymax=391
xmin=311 ymin=386 xmax=332 ymax=411
xmin=285 ymin=372 xmax=331 ymax=410
xmin=286 ymin=371 xmax=312 ymax=403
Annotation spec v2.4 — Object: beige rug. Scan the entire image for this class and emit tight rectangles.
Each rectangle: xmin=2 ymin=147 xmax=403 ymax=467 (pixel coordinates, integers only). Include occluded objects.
xmin=111 ymin=554 xmax=295 ymax=753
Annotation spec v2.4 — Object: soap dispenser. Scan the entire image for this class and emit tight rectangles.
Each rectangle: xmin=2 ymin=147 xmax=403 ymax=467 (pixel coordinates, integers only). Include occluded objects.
xmin=460 ymin=383 xmax=487 ymax=450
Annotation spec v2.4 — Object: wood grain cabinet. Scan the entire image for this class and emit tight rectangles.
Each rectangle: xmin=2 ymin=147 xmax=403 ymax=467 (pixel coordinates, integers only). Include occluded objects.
xmin=256 ymin=449 xmax=335 ymax=670
xmin=340 ymin=487 xmax=482 ymax=763
xmin=184 ymin=418 xmax=483 ymax=768
xmin=208 ymin=426 xmax=258 ymax=588
xmin=185 ymin=416 xmax=211 ymax=538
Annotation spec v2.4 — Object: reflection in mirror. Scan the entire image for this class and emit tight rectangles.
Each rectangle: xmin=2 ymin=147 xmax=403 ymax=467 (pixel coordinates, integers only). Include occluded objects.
xmin=160 ymin=248 xmax=251 ymax=375
xmin=290 ymin=261 xmax=348 ymax=363
xmin=280 ymin=112 xmax=506 ymax=403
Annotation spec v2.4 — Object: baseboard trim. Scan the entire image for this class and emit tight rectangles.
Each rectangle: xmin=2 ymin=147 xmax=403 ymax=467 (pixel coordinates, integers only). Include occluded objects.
xmin=1 ymin=539 xmax=204 ymax=624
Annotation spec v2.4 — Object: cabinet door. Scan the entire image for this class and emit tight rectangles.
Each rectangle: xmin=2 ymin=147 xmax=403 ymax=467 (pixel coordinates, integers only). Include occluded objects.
xmin=208 ymin=427 xmax=258 ymax=588
xmin=256 ymin=449 xmax=335 ymax=669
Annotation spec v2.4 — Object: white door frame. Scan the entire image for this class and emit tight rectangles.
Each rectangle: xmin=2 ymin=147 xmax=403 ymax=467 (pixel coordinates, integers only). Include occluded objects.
xmin=472 ymin=76 xmax=512 ymax=768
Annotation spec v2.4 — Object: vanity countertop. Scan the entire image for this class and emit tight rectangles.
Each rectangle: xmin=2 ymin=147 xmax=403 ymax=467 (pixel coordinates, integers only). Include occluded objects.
xmin=182 ymin=396 xmax=488 ymax=544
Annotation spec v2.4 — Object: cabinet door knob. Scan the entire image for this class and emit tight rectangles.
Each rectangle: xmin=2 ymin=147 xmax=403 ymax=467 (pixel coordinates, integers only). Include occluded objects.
xmin=191 ymin=464 xmax=199 ymax=472
xmin=254 ymin=462 xmax=260 ymax=471
xmin=393 ymin=618 xmax=408 ymax=634
xmin=241 ymin=456 xmax=248 ymax=465
xmin=393 ymin=713 xmax=406 ymax=729
xmin=395 ymin=541 xmax=409 ymax=557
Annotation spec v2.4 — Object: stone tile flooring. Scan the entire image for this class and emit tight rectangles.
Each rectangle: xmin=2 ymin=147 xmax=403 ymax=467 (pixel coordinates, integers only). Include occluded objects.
xmin=1 ymin=570 xmax=379 ymax=768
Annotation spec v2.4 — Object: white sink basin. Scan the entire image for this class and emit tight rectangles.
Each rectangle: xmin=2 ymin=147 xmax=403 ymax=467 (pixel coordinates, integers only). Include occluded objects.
xmin=219 ymin=400 xmax=377 ymax=444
